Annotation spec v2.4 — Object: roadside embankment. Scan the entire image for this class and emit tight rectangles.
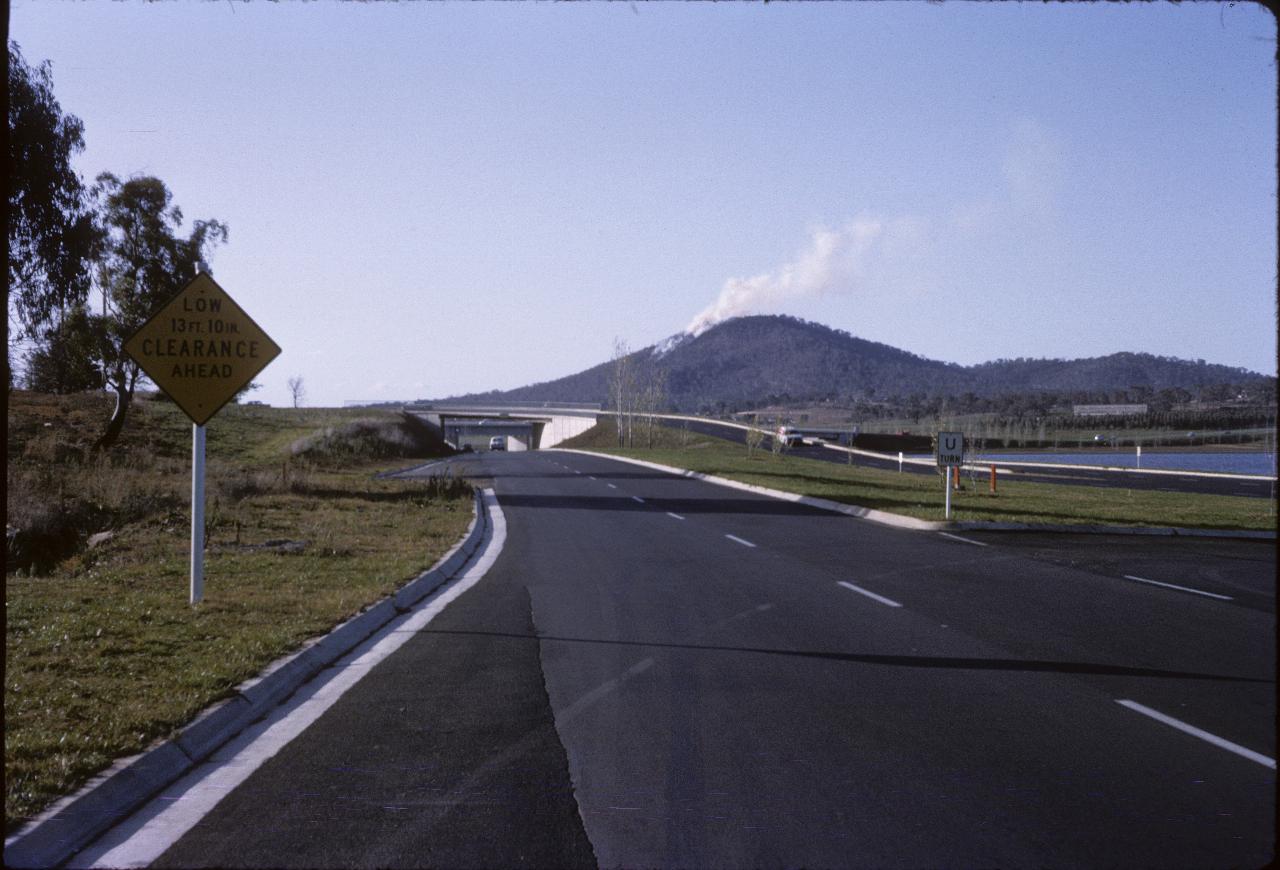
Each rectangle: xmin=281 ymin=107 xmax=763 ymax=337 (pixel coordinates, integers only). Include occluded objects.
xmin=5 ymin=392 xmax=471 ymax=833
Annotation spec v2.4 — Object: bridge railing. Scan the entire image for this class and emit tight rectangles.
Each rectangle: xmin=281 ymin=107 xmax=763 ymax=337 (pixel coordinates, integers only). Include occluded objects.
xmin=406 ymin=402 xmax=602 ymax=415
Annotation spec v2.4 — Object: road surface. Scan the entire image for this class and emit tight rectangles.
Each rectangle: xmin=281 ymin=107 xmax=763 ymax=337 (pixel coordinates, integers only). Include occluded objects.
xmin=72 ymin=449 xmax=1275 ymax=868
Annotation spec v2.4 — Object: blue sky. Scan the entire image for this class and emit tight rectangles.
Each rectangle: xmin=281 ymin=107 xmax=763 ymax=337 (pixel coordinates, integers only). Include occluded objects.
xmin=10 ymin=1 xmax=1277 ymax=407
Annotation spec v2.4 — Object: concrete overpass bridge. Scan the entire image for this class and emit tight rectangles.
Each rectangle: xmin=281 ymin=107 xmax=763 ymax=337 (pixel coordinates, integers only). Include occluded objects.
xmin=404 ymin=402 xmax=601 ymax=451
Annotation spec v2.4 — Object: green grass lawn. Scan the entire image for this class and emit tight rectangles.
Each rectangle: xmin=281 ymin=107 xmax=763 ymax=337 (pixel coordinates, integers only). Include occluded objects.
xmin=566 ymin=419 xmax=1275 ymax=530
xmin=6 ymin=393 xmax=471 ymax=832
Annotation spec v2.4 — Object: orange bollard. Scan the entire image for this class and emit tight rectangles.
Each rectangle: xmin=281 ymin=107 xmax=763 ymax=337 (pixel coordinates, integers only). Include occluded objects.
xmin=952 ymin=466 xmax=960 ymax=490
xmin=990 ymin=464 xmax=997 ymax=493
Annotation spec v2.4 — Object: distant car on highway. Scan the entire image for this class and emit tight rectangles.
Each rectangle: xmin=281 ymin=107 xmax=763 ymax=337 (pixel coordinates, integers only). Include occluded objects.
xmin=776 ymin=426 xmax=804 ymax=447
xmin=489 ymin=436 xmax=506 ymax=451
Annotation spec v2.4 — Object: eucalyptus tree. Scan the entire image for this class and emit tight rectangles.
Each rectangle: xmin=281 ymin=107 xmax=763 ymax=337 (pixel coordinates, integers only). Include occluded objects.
xmin=90 ymin=173 xmax=228 ymax=448
xmin=7 ymin=41 xmax=100 ymax=384
xmin=21 ymin=305 xmax=103 ymax=393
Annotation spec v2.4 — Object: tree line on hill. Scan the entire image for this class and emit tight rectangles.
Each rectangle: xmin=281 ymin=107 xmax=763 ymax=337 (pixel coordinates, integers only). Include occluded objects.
xmin=439 ymin=315 xmax=1276 ymax=428
xmin=7 ymin=41 xmax=234 ymax=448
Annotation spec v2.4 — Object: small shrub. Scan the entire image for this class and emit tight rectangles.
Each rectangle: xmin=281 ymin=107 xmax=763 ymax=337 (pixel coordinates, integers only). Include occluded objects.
xmin=289 ymin=418 xmax=428 ymax=465
xmin=416 ymin=471 xmax=472 ymax=502
xmin=21 ymin=432 xmax=87 ymax=465
xmin=5 ymin=472 xmax=99 ymax=575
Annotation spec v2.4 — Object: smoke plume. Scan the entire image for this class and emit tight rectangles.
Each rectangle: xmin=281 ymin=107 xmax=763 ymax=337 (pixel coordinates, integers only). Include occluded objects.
xmin=685 ymin=218 xmax=884 ymax=336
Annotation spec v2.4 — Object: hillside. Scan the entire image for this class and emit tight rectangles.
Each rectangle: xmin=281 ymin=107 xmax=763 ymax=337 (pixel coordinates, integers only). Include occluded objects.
xmin=437 ymin=315 xmax=1274 ymax=412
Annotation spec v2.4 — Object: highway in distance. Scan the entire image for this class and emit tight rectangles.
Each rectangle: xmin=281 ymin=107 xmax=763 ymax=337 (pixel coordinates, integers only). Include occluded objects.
xmin=665 ymin=417 xmax=1275 ymax=500
xmin=75 ymin=449 xmax=1275 ymax=868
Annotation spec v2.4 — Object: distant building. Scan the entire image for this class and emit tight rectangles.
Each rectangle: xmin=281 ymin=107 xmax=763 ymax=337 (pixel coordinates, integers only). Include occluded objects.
xmin=1072 ymin=403 xmax=1148 ymax=417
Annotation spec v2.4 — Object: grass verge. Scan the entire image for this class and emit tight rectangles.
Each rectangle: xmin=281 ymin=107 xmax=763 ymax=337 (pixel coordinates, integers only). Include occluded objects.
xmin=6 ymin=392 xmax=470 ymax=832
xmin=566 ymin=420 xmax=1275 ymax=531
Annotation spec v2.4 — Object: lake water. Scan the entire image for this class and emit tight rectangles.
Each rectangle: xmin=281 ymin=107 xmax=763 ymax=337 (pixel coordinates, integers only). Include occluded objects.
xmin=906 ymin=451 xmax=1277 ymax=476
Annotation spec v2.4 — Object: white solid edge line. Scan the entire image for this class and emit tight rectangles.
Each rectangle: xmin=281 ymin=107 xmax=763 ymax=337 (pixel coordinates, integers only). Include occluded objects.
xmin=667 ymin=512 xmax=685 ymax=520
xmin=725 ymin=534 xmax=756 ymax=548
xmin=1116 ymin=700 xmax=1275 ymax=769
xmin=632 ymin=496 xmax=645 ymax=503
xmin=1122 ymin=574 xmax=1234 ymax=601
xmin=68 ymin=492 xmax=508 ymax=869
xmin=837 ymin=581 xmax=903 ymax=608
xmin=938 ymin=532 xmax=988 ymax=547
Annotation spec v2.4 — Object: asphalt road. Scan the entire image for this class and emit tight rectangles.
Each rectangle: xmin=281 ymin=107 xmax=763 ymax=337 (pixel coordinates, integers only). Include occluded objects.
xmin=666 ymin=418 xmax=1277 ymax=500
xmin=75 ymin=449 xmax=1275 ymax=868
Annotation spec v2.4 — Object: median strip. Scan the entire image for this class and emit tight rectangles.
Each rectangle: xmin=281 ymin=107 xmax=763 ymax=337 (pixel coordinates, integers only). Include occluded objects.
xmin=550 ymin=447 xmax=1274 ymax=538
xmin=1116 ymin=700 xmax=1275 ymax=769
xmin=1121 ymin=575 xmax=1233 ymax=601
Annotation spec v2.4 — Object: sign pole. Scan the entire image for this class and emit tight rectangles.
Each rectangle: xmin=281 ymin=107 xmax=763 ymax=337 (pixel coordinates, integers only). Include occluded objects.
xmin=936 ymin=431 xmax=963 ymax=521
xmin=191 ymin=423 xmax=206 ymax=605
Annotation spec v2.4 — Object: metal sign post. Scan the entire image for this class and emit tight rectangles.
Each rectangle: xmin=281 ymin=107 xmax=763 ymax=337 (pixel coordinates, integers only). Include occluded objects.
xmin=191 ymin=424 xmax=206 ymax=605
xmin=936 ymin=431 xmax=964 ymax=520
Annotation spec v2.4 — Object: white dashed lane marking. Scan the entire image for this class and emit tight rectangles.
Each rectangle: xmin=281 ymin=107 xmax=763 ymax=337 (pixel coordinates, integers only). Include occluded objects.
xmin=837 ymin=581 xmax=903 ymax=608
xmin=1116 ymin=700 xmax=1275 ymax=769
xmin=1122 ymin=575 xmax=1233 ymax=601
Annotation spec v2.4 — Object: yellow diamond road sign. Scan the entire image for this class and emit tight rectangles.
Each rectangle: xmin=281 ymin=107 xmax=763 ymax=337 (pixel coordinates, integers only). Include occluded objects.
xmin=125 ymin=273 xmax=281 ymax=426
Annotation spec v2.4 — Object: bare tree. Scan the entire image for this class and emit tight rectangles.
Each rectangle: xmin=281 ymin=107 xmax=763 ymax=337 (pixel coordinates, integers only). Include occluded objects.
xmin=287 ymin=375 xmax=305 ymax=408
xmin=609 ymin=338 xmax=636 ymax=448
xmin=639 ymin=367 xmax=668 ymax=448
xmin=744 ymin=414 xmax=765 ymax=457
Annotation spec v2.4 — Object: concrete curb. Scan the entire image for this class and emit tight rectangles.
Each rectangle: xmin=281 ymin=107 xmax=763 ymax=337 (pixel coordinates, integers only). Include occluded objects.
xmin=551 ymin=448 xmax=940 ymax=531
xmin=949 ymin=521 xmax=1276 ymax=541
xmin=4 ymin=489 xmax=490 ymax=870
xmin=552 ymin=449 xmax=1275 ymax=541
xmin=374 ymin=458 xmax=450 ymax=479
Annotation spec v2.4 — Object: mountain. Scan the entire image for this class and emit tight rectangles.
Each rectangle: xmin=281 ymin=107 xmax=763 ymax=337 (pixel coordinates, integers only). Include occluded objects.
xmin=436 ymin=315 xmax=1274 ymax=411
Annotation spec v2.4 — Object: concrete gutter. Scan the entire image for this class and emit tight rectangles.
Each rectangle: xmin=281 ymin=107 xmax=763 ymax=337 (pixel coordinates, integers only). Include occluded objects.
xmin=4 ymin=488 xmax=492 ymax=870
xmin=553 ymin=449 xmax=1276 ymax=542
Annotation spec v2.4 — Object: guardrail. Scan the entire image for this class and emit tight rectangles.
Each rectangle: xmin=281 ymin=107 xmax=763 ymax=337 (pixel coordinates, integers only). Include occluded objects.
xmin=406 ymin=402 xmax=601 ymax=414
xmin=648 ymin=413 xmax=1276 ymax=482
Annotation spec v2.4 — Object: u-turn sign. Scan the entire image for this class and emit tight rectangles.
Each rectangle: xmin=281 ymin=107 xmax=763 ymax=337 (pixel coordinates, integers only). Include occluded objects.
xmin=936 ymin=431 xmax=964 ymax=466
